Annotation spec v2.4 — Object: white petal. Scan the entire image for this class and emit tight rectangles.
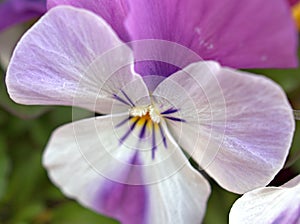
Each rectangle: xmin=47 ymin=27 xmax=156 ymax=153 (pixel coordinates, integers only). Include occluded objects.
xmin=229 ymin=174 xmax=300 ymax=224
xmin=6 ymin=6 xmax=148 ymax=114
xmin=145 ymin=123 xmax=211 ymax=223
xmin=153 ymin=61 xmax=294 ymax=193
xmin=43 ymin=115 xmax=210 ymax=223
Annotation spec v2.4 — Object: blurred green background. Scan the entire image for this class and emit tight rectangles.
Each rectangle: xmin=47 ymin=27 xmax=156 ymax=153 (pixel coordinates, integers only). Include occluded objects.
xmin=0 ymin=39 xmax=300 ymax=224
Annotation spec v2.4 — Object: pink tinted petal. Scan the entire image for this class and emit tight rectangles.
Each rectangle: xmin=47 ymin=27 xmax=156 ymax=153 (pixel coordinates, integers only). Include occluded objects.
xmin=0 ymin=0 xmax=46 ymax=31
xmin=154 ymin=61 xmax=294 ymax=193
xmin=6 ymin=6 xmax=148 ymax=114
xmin=47 ymin=0 xmax=129 ymax=42
xmin=126 ymin=0 xmax=298 ymax=76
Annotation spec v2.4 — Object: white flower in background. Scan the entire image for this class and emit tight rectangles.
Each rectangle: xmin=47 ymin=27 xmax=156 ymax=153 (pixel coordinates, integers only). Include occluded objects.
xmin=230 ymin=174 xmax=300 ymax=224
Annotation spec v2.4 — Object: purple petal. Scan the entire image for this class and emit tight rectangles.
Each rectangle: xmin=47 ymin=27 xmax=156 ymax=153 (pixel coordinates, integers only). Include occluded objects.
xmin=125 ymin=0 xmax=298 ymax=76
xmin=0 ymin=0 xmax=46 ymax=31
xmin=47 ymin=0 xmax=130 ymax=42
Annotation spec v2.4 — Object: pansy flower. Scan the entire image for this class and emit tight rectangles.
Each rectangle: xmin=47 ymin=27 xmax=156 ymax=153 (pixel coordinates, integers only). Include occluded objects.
xmin=230 ymin=174 xmax=300 ymax=223
xmin=6 ymin=4 xmax=296 ymax=223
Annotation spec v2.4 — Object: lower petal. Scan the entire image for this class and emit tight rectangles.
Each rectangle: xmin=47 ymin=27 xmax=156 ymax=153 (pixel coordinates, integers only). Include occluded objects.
xmin=43 ymin=115 xmax=211 ymax=224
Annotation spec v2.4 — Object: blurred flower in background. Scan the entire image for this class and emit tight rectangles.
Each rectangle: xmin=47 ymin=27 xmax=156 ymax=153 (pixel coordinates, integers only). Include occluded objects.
xmin=0 ymin=0 xmax=46 ymax=69
xmin=229 ymin=174 xmax=300 ymax=223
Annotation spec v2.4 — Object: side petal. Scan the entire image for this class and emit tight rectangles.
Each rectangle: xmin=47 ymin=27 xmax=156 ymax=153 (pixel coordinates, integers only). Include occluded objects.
xmin=47 ymin=0 xmax=130 ymax=42
xmin=153 ymin=61 xmax=295 ymax=193
xmin=43 ymin=115 xmax=210 ymax=224
xmin=125 ymin=0 xmax=298 ymax=76
xmin=6 ymin=6 xmax=148 ymax=114
xmin=229 ymin=174 xmax=300 ymax=224
xmin=0 ymin=0 xmax=46 ymax=31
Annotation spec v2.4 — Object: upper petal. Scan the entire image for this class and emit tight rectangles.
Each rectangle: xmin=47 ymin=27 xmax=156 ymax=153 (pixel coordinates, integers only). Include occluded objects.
xmin=6 ymin=6 xmax=149 ymax=114
xmin=0 ymin=0 xmax=46 ymax=31
xmin=43 ymin=115 xmax=211 ymax=224
xmin=125 ymin=0 xmax=298 ymax=76
xmin=47 ymin=0 xmax=130 ymax=42
xmin=153 ymin=61 xmax=295 ymax=193
xmin=229 ymin=174 xmax=300 ymax=224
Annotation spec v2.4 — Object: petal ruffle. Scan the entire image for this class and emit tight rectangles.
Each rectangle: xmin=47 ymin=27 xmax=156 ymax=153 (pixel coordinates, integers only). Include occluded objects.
xmin=47 ymin=0 xmax=130 ymax=42
xmin=0 ymin=0 xmax=46 ymax=31
xmin=153 ymin=61 xmax=295 ymax=193
xmin=43 ymin=115 xmax=210 ymax=224
xmin=125 ymin=0 xmax=298 ymax=76
xmin=229 ymin=174 xmax=300 ymax=224
xmin=6 ymin=6 xmax=148 ymax=114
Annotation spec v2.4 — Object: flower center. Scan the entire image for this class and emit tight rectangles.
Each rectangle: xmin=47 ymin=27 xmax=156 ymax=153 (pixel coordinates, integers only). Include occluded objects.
xmin=129 ymin=105 xmax=161 ymax=123
xmin=112 ymin=91 xmax=186 ymax=159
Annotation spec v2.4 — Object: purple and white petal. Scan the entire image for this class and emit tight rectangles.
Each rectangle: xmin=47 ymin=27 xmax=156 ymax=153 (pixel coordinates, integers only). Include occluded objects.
xmin=6 ymin=6 xmax=149 ymax=114
xmin=0 ymin=0 xmax=46 ymax=32
xmin=125 ymin=0 xmax=298 ymax=76
xmin=153 ymin=61 xmax=295 ymax=194
xmin=229 ymin=174 xmax=300 ymax=224
xmin=43 ymin=115 xmax=210 ymax=224
xmin=47 ymin=0 xmax=130 ymax=42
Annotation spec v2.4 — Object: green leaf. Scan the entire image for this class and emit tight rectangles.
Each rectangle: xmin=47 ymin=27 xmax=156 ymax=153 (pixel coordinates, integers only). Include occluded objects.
xmin=203 ymin=182 xmax=238 ymax=224
xmin=50 ymin=202 xmax=120 ymax=224
xmin=0 ymin=135 xmax=10 ymax=200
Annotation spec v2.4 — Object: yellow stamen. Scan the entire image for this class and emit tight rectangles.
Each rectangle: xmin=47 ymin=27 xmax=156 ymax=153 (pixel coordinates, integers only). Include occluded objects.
xmin=129 ymin=105 xmax=161 ymax=124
